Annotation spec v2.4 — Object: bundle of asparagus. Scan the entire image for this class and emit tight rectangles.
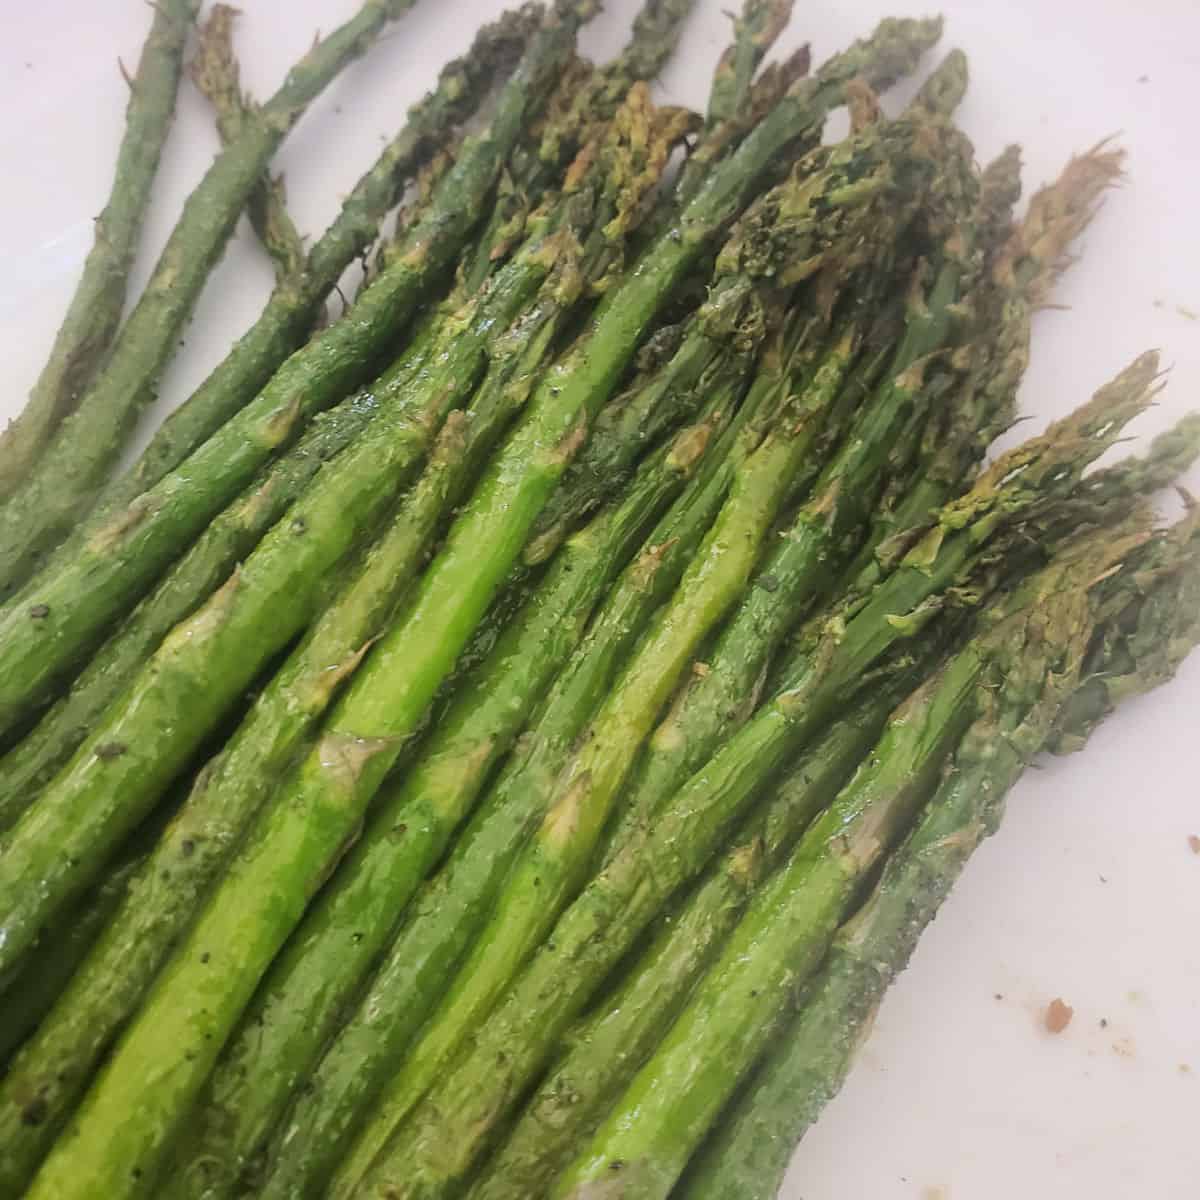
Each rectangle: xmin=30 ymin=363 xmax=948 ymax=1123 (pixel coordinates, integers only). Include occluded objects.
xmin=0 ymin=3 xmax=1195 ymax=1200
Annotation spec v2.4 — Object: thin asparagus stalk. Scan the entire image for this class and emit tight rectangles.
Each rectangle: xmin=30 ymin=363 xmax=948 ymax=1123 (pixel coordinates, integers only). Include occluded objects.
xmin=190 ymin=4 xmax=307 ymax=281
xmin=0 ymin=0 xmax=200 ymax=503
xmin=0 ymin=0 xmax=428 ymax=590
xmin=0 ymin=778 xmax=182 ymax=1069
xmin=257 ymin=309 xmax=787 ymax=1200
xmin=705 ymin=1 xmax=795 ymax=131
xmin=679 ymin=515 xmax=1200 ymax=1200
xmin=564 ymin=528 xmax=1145 ymax=1200
xmin=343 ymin=358 xmax=1159 ymax=1200
xmin=1052 ymin=499 xmax=1200 ymax=751
xmin=457 ymin=0 xmax=697 ymax=293
xmin=0 ymin=8 xmax=570 ymax=720
xmin=465 ymin=668 xmax=922 ymax=1200
xmin=0 ymin=10 xmax=586 ymax=980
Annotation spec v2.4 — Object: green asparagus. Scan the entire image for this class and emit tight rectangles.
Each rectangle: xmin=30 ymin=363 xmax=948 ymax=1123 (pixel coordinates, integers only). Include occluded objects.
xmin=0 ymin=9 xmax=585 ymax=982
xmin=255 ymin=308 xmax=783 ymax=1200
xmin=0 ymin=0 xmax=199 ymax=503
xmin=121 ymin=85 xmax=697 ymax=1200
xmin=21 ymin=17 xmax=929 ymax=1189
xmin=0 ymin=394 xmax=377 ymax=830
xmin=843 ymin=142 xmax=1124 ymax=593
xmin=606 ymin=122 xmax=980 ymax=856
xmin=189 ymin=4 xmax=334 ymax=282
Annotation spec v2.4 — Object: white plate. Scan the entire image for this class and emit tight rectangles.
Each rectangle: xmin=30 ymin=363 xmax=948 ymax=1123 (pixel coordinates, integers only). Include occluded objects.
xmin=1 ymin=2 xmax=1197 ymax=1197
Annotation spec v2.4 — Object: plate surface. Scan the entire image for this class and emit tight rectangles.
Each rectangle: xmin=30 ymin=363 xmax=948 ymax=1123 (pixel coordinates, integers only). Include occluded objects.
xmin=0 ymin=2 xmax=1196 ymax=1196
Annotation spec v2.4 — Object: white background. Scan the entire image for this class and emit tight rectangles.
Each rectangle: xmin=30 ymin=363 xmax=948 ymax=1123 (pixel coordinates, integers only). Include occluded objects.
xmin=0 ymin=1 xmax=1197 ymax=1196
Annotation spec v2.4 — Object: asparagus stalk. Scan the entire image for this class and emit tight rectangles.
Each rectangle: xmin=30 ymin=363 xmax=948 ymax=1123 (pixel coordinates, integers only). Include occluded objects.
xmin=457 ymin=0 xmax=697 ymax=294
xmin=0 ymin=12 xmax=586 ymax=980
xmin=0 ymin=0 xmax=429 ymax=590
xmin=341 ymin=358 xmax=1159 ymax=1200
xmin=705 ymin=1 xmax=795 ymax=131
xmin=563 ymin=527 xmax=1145 ymax=1199
xmin=0 ymin=0 xmax=200 ymax=503
xmin=1052 ymin=499 xmax=1200 ymax=751
xmin=465 ymin=668 xmax=922 ymax=1200
xmin=679 ymin=516 xmax=1200 ymax=1200
xmin=190 ymin=4 xmax=307 ymax=281
xmin=0 ymin=775 xmax=184 ymax=1070
xmin=0 ymin=7 xmax=572 ymax=721
xmin=257 ymin=306 xmax=787 ymax=1200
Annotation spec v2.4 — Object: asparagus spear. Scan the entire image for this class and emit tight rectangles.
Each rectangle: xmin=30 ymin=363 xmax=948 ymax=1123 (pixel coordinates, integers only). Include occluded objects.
xmin=0 ymin=0 xmax=200 ymax=503
xmin=1052 ymin=498 xmax=1200 ymax=751
xmin=341 ymin=359 xmax=1158 ymax=1200
xmin=705 ymin=1 xmax=795 ymax=130
xmin=0 ymin=9 xmax=586 ymax=979
xmin=464 ymin=668 xmax=923 ymax=1200
xmin=562 ymin=527 xmax=1146 ymax=1200
xmin=189 ymin=4 xmax=308 ymax=281
xmin=0 ymin=777 xmax=184 ymax=1070
xmin=678 ymin=515 xmax=1200 ymax=1200
xmin=0 ymin=7 xmax=574 ymax=719
xmin=457 ymin=0 xmax=698 ymax=294
xmin=0 ymin=0 xmax=429 ymax=590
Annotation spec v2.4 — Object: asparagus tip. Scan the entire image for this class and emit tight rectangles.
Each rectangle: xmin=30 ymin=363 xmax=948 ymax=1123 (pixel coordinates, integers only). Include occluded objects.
xmin=997 ymin=137 xmax=1125 ymax=301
